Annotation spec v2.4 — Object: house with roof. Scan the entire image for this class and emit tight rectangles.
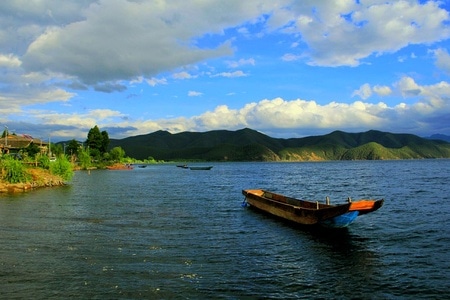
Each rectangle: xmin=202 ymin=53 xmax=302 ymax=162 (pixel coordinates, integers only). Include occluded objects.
xmin=1 ymin=134 xmax=49 ymax=155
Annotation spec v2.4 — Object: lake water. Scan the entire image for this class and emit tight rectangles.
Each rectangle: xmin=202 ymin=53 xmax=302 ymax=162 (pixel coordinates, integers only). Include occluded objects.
xmin=1 ymin=160 xmax=449 ymax=299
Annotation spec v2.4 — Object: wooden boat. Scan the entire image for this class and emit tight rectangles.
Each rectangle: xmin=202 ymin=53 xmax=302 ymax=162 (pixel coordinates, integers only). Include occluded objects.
xmin=189 ymin=166 xmax=213 ymax=170
xmin=242 ymin=189 xmax=383 ymax=228
xmin=242 ymin=189 xmax=351 ymax=227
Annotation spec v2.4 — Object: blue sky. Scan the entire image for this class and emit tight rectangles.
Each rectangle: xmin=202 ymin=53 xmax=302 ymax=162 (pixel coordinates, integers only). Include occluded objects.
xmin=1 ymin=0 xmax=450 ymax=142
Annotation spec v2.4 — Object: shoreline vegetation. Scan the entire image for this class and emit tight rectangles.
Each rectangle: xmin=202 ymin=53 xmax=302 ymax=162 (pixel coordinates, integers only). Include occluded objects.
xmin=1 ymin=125 xmax=117 ymax=194
xmin=0 ymin=167 xmax=66 ymax=194
xmin=0 ymin=159 xmax=140 ymax=194
xmin=0 ymin=153 xmax=74 ymax=195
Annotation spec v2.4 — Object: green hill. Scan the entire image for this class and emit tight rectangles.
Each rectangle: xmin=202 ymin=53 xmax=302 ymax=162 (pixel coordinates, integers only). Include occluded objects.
xmin=108 ymin=128 xmax=450 ymax=161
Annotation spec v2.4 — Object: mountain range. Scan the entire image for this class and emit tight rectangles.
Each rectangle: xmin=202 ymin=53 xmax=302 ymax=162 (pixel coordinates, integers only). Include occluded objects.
xmin=108 ymin=128 xmax=450 ymax=161
xmin=427 ymin=134 xmax=450 ymax=142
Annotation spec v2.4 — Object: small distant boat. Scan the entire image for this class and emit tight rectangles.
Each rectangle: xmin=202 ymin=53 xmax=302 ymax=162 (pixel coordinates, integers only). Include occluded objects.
xmin=137 ymin=165 xmax=147 ymax=168
xmin=189 ymin=166 xmax=213 ymax=170
xmin=242 ymin=189 xmax=383 ymax=228
xmin=176 ymin=164 xmax=189 ymax=169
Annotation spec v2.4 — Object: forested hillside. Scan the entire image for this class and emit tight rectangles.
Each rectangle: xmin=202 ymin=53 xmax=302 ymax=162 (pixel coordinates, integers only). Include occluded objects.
xmin=108 ymin=128 xmax=450 ymax=161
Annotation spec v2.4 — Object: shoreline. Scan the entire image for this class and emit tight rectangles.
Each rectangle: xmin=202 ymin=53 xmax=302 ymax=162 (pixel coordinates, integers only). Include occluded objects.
xmin=0 ymin=180 xmax=66 ymax=194
xmin=0 ymin=168 xmax=66 ymax=194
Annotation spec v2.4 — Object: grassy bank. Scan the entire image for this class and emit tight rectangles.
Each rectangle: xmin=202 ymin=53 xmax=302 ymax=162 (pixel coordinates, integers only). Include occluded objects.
xmin=0 ymin=167 xmax=66 ymax=194
xmin=0 ymin=155 xmax=73 ymax=194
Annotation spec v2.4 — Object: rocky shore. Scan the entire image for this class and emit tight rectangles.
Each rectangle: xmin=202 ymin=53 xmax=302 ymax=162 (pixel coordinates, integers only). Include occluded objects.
xmin=0 ymin=168 xmax=66 ymax=194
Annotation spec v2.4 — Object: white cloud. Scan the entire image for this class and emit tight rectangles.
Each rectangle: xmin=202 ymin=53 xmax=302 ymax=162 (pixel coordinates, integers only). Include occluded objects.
xmin=23 ymin=108 xmax=126 ymax=128
xmin=211 ymin=70 xmax=247 ymax=78
xmin=433 ymin=48 xmax=450 ymax=74
xmin=172 ymin=71 xmax=195 ymax=80
xmin=373 ymin=85 xmax=392 ymax=97
xmin=186 ymin=97 xmax=389 ymax=135
xmin=10 ymin=76 xmax=450 ymax=140
xmin=227 ymin=58 xmax=255 ymax=68
xmin=1 ymin=0 xmax=448 ymax=105
xmin=353 ymin=83 xmax=392 ymax=99
xmin=394 ymin=76 xmax=450 ymax=119
xmin=352 ymin=83 xmax=372 ymax=100
xmin=190 ymin=88 xmax=450 ymax=136
xmin=188 ymin=90 xmax=203 ymax=97
xmin=86 ymin=109 xmax=126 ymax=121
xmin=194 ymin=105 xmax=246 ymax=130
xmin=0 ymin=54 xmax=21 ymax=68
xmin=19 ymin=0 xmax=285 ymax=85
xmin=0 ymin=1 xmax=96 ymax=54
xmin=1 ymin=1 xmax=448 ymax=89
xmin=146 ymin=77 xmax=167 ymax=87
xmin=281 ymin=53 xmax=301 ymax=62
xmin=281 ymin=1 xmax=450 ymax=66
xmin=396 ymin=76 xmax=422 ymax=97
xmin=0 ymin=86 xmax=74 ymax=112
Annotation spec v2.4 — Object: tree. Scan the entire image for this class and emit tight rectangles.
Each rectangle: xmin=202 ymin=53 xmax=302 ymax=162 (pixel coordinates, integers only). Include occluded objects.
xmin=66 ymin=139 xmax=80 ymax=156
xmin=110 ymin=146 xmax=125 ymax=162
xmin=86 ymin=126 xmax=110 ymax=159
xmin=100 ymin=130 xmax=110 ymax=153
xmin=51 ymin=143 xmax=63 ymax=156
xmin=25 ymin=142 xmax=40 ymax=157
xmin=86 ymin=125 xmax=103 ymax=153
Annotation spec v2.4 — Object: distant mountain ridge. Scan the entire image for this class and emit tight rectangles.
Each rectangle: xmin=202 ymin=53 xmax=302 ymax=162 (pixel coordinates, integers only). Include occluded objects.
xmin=108 ymin=128 xmax=450 ymax=161
xmin=427 ymin=134 xmax=450 ymax=143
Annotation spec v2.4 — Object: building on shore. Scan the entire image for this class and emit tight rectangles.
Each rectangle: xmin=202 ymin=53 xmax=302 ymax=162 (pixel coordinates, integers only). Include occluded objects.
xmin=1 ymin=134 xmax=49 ymax=155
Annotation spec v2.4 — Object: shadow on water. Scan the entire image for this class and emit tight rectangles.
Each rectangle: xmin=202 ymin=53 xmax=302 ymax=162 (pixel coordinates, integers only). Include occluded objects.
xmin=245 ymin=205 xmax=377 ymax=267
xmin=239 ymin=205 xmax=382 ymax=299
xmin=301 ymin=225 xmax=375 ymax=257
xmin=246 ymin=205 xmax=371 ymax=253
xmin=287 ymin=220 xmax=372 ymax=253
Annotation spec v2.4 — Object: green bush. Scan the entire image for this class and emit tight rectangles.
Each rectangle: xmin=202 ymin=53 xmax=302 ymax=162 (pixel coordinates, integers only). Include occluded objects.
xmin=77 ymin=148 xmax=91 ymax=170
xmin=49 ymin=155 xmax=74 ymax=181
xmin=37 ymin=154 xmax=50 ymax=169
xmin=1 ymin=156 xmax=31 ymax=183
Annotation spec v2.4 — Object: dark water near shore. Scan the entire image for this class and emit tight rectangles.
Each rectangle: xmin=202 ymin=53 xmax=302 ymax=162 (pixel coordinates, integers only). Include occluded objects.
xmin=1 ymin=160 xmax=449 ymax=299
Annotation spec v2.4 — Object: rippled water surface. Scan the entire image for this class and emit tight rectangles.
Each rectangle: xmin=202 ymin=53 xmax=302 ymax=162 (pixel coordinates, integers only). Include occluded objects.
xmin=1 ymin=160 xmax=449 ymax=299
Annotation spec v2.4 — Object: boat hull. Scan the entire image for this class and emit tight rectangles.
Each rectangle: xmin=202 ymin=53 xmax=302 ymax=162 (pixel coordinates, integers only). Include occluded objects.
xmin=242 ymin=189 xmax=351 ymax=226
xmin=242 ymin=189 xmax=384 ymax=228
xmin=320 ymin=211 xmax=359 ymax=228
